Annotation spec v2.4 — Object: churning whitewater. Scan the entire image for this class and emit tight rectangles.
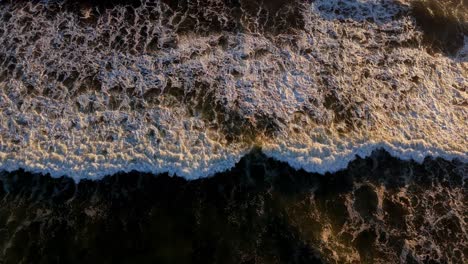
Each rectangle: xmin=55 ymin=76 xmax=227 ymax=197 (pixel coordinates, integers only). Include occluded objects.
xmin=0 ymin=0 xmax=466 ymax=181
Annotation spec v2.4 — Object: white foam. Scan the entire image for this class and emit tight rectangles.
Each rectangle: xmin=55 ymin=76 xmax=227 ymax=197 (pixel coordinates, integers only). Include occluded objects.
xmin=0 ymin=0 xmax=466 ymax=182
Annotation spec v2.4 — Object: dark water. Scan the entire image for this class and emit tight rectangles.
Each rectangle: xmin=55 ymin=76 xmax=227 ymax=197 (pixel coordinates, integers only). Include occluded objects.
xmin=411 ymin=0 xmax=467 ymax=55
xmin=0 ymin=150 xmax=466 ymax=263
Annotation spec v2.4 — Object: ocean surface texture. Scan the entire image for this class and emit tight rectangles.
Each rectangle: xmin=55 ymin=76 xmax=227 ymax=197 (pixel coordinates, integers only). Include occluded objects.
xmin=0 ymin=151 xmax=467 ymax=263
xmin=0 ymin=0 xmax=466 ymax=181
xmin=0 ymin=0 xmax=466 ymax=263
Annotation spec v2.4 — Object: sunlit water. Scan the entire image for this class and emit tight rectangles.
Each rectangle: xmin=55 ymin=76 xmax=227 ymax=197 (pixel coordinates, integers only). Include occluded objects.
xmin=0 ymin=0 xmax=466 ymax=181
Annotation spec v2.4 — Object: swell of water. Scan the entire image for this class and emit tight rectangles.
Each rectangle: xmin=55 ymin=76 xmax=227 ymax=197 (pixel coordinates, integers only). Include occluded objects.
xmin=0 ymin=0 xmax=466 ymax=181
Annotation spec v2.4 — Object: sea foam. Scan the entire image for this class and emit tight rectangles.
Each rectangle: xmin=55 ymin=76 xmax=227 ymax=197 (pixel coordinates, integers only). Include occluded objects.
xmin=0 ymin=0 xmax=466 ymax=181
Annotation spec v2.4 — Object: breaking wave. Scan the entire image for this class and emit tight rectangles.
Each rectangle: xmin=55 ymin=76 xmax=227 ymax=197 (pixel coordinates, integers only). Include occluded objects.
xmin=0 ymin=0 xmax=466 ymax=181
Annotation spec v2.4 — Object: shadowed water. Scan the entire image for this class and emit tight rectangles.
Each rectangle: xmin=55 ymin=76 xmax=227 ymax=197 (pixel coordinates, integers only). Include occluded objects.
xmin=411 ymin=0 xmax=467 ymax=55
xmin=0 ymin=150 xmax=466 ymax=263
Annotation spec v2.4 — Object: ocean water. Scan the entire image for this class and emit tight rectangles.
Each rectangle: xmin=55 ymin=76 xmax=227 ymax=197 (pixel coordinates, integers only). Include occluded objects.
xmin=0 ymin=0 xmax=466 ymax=181
xmin=0 ymin=0 xmax=466 ymax=263
xmin=0 ymin=150 xmax=466 ymax=263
